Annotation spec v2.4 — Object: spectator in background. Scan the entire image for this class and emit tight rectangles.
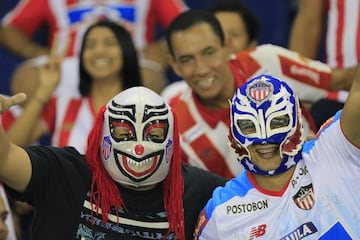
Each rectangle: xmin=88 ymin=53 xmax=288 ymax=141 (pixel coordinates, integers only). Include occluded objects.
xmin=1 ymin=20 xmax=143 ymax=240
xmin=208 ymin=0 xmax=258 ymax=53
xmin=7 ymin=20 xmax=142 ymax=154
xmin=164 ymin=8 xmax=356 ymax=179
xmin=162 ymin=0 xmax=297 ymax=85
xmin=1 ymin=0 xmax=186 ymax=100
xmin=0 ymin=185 xmax=17 ymax=240
xmin=161 ymin=0 xmax=259 ymax=105
xmin=289 ymin=0 xmax=358 ymax=128
xmin=290 ymin=0 xmax=360 ymax=67
xmin=0 ymin=0 xmax=186 ymax=59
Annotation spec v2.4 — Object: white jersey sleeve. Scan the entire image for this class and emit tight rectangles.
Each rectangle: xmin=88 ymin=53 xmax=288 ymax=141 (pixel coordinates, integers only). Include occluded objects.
xmin=250 ymin=44 xmax=332 ymax=103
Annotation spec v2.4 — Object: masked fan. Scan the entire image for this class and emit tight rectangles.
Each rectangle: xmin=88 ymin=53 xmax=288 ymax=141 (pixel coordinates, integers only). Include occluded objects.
xmin=0 ymin=87 xmax=225 ymax=240
xmin=195 ymin=73 xmax=360 ymax=240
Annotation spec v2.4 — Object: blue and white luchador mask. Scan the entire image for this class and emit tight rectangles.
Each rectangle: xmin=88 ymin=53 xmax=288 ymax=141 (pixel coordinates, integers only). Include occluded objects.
xmin=230 ymin=75 xmax=305 ymax=176
xmin=101 ymin=87 xmax=174 ymax=187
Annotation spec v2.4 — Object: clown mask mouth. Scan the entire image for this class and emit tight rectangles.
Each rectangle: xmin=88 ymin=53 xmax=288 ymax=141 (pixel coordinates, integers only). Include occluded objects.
xmin=114 ymin=149 xmax=164 ymax=181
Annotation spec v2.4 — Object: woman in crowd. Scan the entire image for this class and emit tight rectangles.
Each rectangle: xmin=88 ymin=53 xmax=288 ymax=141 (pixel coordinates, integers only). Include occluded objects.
xmin=9 ymin=20 xmax=142 ymax=154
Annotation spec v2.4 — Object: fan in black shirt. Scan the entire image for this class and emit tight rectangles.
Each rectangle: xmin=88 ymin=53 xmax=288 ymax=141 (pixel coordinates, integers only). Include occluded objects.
xmin=0 ymin=86 xmax=226 ymax=239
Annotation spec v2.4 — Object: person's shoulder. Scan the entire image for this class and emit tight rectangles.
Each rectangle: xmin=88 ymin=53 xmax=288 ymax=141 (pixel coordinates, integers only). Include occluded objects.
xmin=256 ymin=44 xmax=284 ymax=51
xmin=255 ymin=44 xmax=298 ymax=58
xmin=211 ymin=171 xmax=253 ymax=201
xmin=166 ymin=86 xmax=194 ymax=117
xmin=181 ymin=164 xmax=227 ymax=202
xmin=25 ymin=145 xmax=84 ymax=161
xmin=161 ymin=80 xmax=189 ymax=106
xmin=181 ymin=163 xmax=227 ymax=185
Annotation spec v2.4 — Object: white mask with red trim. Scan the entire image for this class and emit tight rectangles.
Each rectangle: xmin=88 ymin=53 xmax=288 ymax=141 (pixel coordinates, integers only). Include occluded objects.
xmin=100 ymin=87 xmax=174 ymax=187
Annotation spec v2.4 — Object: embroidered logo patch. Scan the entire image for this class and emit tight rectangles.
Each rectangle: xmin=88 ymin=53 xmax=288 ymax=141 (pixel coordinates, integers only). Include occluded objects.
xmin=165 ymin=139 xmax=173 ymax=163
xmin=246 ymin=76 xmax=273 ymax=103
xmin=102 ymin=135 xmax=112 ymax=160
xmin=292 ymin=183 xmax=315 ymax=210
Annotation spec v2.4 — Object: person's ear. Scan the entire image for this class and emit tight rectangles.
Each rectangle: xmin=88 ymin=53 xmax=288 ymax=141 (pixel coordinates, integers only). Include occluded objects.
xmin=248 ymin=40 xmax=257 ymax=49
xmin=224 ymin=36 xmax=233 ymax=58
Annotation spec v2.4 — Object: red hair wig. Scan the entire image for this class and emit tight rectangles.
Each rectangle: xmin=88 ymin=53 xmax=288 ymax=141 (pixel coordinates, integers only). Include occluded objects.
xmin=85 ymin=105 xmax=184 ymax=239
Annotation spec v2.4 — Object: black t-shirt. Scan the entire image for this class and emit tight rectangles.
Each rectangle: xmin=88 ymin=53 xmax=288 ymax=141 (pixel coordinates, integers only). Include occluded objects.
xmin=7 ymin=145 xmax=226 ymax=239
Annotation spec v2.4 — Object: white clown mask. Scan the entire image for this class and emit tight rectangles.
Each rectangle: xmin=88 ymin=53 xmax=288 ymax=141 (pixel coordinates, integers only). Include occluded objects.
xmin=100 ymin=87 xmax=174 ymax=187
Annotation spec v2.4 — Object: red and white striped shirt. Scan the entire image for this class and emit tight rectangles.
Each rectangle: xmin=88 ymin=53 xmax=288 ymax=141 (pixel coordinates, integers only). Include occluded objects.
xmin=41 ymin=95 xmax=97 ymax=154
xmin=173 ymin=88 xmax=244 ymax=179
xmin=2 ymin=0 xmax=187 ymax=55
xmin=326 ymin=0 xmax=360 ymax=68
xmin=0 ymin=98 xmax=22 ymax=131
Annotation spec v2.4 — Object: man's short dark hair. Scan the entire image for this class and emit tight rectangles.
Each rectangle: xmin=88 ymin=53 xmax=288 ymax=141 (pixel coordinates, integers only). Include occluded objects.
xmin=166 ymin=10 xmax=225 ymax=56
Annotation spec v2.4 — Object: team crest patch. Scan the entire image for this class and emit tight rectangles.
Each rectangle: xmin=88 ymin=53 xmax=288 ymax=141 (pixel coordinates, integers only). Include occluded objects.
xmin=292 ymin=184 xmax=315 ymax=210
xmin=165 ymin=139 xmax=173 ymax=163
xmin=102 ymin=136 xmax=112 ymax=160
xmin=246 ymin=76 xmax=273 ymax=103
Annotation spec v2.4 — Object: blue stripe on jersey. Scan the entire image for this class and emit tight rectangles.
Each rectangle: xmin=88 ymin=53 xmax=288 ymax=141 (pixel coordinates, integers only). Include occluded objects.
xmin=67 ymin=6 xmax=136 ymax=25
xmin=205 ymin=170 xmax=253 ymax=219
xmin=319 ymin=222 xmax=352 ymax=240
xmin=302 ymin=140 xmax=315 ymax=154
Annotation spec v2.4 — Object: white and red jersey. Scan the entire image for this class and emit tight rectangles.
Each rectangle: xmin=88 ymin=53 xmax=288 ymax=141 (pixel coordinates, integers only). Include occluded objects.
xmin=232 ymin=44 xmax=332 ymax=104
xmin=173 ymin=87 xmax=244 ymax=179
xmin=2 ymin=0 xmax=187 ymax=55
xmin=41 ymin=95 xmax=97 ymax=154
xmin=163 ymin=44 xmax=334 ymax=106
xmin=3 ymin=0 xmax=186 ymax=97
xmin=195 ymin=111 xmax=360 ymax=239
xmin=325 ymin=0 xmax=360 ymax=68
xmin=0 ymin=108 xmax=21 ymax=131
xmin=169 ymin=44 xmax=336 ymax=178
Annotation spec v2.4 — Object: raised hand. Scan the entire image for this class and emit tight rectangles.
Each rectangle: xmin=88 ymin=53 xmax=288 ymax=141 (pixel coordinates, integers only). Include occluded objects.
xmin=36 ymin=33 xmax=69 ymax=99
xmin=0 ymin=93 xmax=27 ymax=115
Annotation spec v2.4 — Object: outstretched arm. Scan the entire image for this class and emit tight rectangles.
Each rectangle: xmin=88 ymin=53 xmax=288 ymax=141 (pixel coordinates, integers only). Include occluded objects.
xmin=140 ymin=40 xmax=168 ymax=94
xmin=341 ymin=66 xmax=360 ymax=147
xmin=0 ymin=26 xmax=49 ymax=59
xmin=0 ymin=94 xmax=32 ymax=193
xmin=7 ymin=34 xmax=68 ymax=146
xmin=330 ymin=66 xmax=357 ymax=91
xmin=289 ymin=0 xmax=325 ymax=59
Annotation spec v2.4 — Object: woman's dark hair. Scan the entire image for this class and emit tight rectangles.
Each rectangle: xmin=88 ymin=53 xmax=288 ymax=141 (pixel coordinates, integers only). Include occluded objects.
xmin=78 ymin=20 xmax=142 ymax=96
xmin=165 ymin=10 xmax=225 ymax=56
xmin=207 ymin=0 xmax=260 ymax=43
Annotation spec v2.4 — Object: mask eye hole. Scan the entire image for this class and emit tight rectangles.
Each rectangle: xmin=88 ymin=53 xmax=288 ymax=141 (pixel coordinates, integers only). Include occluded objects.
xmin=237 ymin=119 xmax=256 ymax=135
xmin=144 ymin=120 xmax=168 ymax=143
xmin=110 ymin=120 xmax=136 ymax=142
xmin=270 ymin=114 xmax=290 ymax=130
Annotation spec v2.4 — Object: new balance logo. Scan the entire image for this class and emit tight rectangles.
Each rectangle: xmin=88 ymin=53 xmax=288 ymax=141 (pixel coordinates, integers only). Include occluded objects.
xmin=249 ymin=224 xmax=266 ymax=240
